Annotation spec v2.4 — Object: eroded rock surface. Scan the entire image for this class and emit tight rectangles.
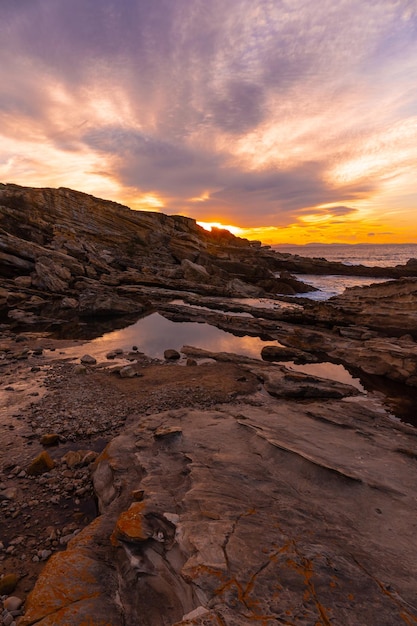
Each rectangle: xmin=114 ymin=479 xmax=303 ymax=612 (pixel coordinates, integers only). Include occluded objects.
xmin=19 ymin=355 xmax=417 ymax=626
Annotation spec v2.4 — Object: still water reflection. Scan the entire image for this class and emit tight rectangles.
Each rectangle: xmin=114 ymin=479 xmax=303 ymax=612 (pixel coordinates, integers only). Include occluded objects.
xmin=63 ymin=313 xmax=272 ymax=361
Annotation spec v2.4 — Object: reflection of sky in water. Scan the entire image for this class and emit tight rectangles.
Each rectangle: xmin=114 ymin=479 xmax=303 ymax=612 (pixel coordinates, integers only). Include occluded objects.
xmin=284 ymin=361 xmax=364 ymax=391
xmin=62 ymin=313 xmax=273 ymax=361
xmin=58 ymin=314 xmax=363 ymax=391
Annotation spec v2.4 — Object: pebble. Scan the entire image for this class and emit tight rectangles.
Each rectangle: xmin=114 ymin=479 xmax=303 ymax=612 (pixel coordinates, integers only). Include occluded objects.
xmin=39 ymin=549 xmax=52 ymax=561
xmin=2 ymin=612 xmax=14 ymax=626
xmin=3 ymin=596 xmax=23 ymax=612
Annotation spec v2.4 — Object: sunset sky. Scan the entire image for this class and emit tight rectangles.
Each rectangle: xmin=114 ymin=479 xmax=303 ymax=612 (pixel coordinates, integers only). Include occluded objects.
xmin=1 ymin=1 xmax=417 ymax=244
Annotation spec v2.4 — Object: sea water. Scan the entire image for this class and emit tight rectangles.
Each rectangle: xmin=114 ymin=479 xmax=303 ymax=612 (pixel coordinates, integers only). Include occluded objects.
xmin=273 ymin=243 xmax=417 ymax=300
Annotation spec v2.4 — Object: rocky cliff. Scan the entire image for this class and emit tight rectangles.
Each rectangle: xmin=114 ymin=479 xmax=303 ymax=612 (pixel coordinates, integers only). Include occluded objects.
xmin=2 ymin=183 xmax=417 ymax=331
xmin=0 ymin=183 xmax=318 ymax=328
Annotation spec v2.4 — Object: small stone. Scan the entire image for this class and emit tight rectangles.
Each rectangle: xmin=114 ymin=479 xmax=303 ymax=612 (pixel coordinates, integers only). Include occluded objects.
xmin=0 ymin=487 xmax=18 ymax=501
xmin=80 ymin=354 xmax=97 ymax=365
xmin=164 ymin=349 xmax=181 ymax=360
xmin=32 ymin=348 xmax=43 ymax=356
xmin=40 ymin=549 xmax=52 ymax=561
xmin=73 ymin=364 xmax=87 ymax=375
xmin=40 ymin=433 xmax=60 ymax=447
xmin=0 ymin=573 xmax=19 ymax=595
xmin=3 ymin=596 xmax=23 ymax=612
xmin=26 ymin=451 xmax=55 ymax=476
xmin=3 ymin=612 xmax=14 ymax=626
xmin=186 ymin=358 xmax=197 ymax=366
xmin=119 ymin=365 xmax=138 ymax=378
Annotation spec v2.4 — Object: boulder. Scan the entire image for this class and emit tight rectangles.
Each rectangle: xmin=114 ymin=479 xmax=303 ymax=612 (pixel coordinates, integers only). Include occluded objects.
xmin=181 ymin=258 xmax=210 ymax=282
xmin=164 ymin=349 xmax=181 ymax=360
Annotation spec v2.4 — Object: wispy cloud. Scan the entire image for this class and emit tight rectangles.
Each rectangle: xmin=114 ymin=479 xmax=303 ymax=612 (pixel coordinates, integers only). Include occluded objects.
xmin=1 ymin=0 xmax=417 ymax=242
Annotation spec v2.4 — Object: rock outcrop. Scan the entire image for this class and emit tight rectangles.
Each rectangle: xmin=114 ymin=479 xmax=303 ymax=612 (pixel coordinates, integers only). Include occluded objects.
xmin=310 ymin=277 xmax=417 ymax=337
xmin=0 ymin=184 xmax=319 ymax=327
xmin=19 ymin=354 xmax=417 ymax=625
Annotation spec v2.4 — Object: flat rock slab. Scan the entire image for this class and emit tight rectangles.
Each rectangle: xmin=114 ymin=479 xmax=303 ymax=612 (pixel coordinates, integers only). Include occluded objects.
xmin=21 ymin=384 xmax=417 ymax=625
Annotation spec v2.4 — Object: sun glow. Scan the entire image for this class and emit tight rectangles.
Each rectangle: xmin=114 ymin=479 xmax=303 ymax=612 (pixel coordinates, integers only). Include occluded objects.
xmin=197 ymin=221 xmax=245 ymax=237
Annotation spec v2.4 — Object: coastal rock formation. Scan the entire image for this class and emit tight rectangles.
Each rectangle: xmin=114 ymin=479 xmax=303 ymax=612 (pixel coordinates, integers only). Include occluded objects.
xmin=0 ymin=183 xmax=319 ymax=327
xmin=2 ymin=183 xmax=417 ymax=625
xmin=19 ymin=354 xmax=417 ymax=625
xmin=310 ymin=277 xmax=417 ymax=337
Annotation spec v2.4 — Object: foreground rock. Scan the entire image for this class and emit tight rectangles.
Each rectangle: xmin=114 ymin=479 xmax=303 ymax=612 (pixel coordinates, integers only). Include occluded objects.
xmin=19 ymin=353 xmax=417 ymax=625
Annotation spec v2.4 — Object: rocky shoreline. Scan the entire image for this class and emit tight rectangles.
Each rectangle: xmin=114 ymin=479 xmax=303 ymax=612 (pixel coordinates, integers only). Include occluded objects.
xmin=1 ymin=184 xmax=417 ymax=625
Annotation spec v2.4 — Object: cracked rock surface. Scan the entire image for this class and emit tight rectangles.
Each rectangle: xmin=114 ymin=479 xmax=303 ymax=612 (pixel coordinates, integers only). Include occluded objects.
xmin=19 ymin=356 xmax=417 ymax=625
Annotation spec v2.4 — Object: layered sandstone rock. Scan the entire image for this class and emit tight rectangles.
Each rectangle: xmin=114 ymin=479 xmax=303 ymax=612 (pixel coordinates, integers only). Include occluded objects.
xmin=0 ymin=184 xmax=319 ymax=326
xmin=19 ymin=355 xmax=417 ymax=625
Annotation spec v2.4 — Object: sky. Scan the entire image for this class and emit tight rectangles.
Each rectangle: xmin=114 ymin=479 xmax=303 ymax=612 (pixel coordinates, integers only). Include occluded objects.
xmin=1 ymin=0 xmax=417 ymax=245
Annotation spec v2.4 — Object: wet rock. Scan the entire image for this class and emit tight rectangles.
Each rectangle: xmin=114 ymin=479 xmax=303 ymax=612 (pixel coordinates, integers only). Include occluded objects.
xmin=80 ymin=354 xmax=97 ymax=365
xmin=261 ymin=344 xmax=314 ymax=363
xmin=164 ymin=349 xmax=181 ymax=360
xmin=26 ymin=451 xmax=55 ymax=476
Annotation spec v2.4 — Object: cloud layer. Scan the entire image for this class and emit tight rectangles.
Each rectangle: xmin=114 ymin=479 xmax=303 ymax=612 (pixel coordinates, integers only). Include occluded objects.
xmin=1 ymin=0 xmax=417 ymax=242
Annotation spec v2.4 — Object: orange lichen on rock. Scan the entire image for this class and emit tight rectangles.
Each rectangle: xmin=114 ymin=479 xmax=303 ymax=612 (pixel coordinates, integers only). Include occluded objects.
xmin=19 ymin=552 xmax=101 ymax=625
xmin=26 ymin=451 xmax=55 ymax=476
xmin=112 ymin=501 xmax=152 ymax=543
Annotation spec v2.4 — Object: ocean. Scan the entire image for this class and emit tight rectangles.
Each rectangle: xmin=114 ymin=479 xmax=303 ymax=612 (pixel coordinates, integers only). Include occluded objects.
xmin=272 ymin=243 xmax=417 ymax=300
xmin=273 ymin=243 xmax=417 ymax=267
